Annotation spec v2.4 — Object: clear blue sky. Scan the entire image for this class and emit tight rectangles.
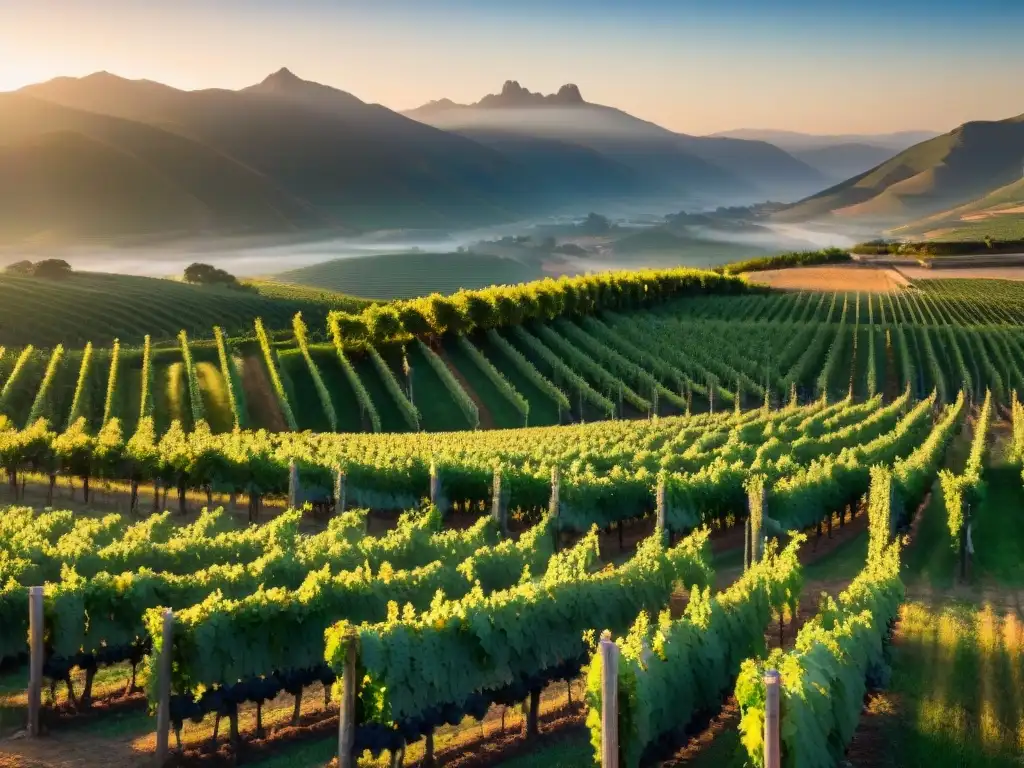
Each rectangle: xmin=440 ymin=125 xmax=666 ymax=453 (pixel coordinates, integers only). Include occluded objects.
xmin=2 ymin=0 xmax=1022 ymax=134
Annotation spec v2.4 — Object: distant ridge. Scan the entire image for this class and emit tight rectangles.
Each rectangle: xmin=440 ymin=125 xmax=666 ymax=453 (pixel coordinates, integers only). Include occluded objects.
xmin=773 ymin=115 xmax=1024 ymax=225
xmin=709 ymin=128 xmax=942 ymax=152
xmin=405 ymin=81 xmax=826 ymax=201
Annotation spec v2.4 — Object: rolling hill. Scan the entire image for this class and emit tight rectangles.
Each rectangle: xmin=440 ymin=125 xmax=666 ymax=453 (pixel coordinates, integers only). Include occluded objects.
xmin=274 ymin=252 xmax=544 ymax=300
xmin=892 ymin=176 xmax=1024 ymax=239
xmin=405 ymin=81 xmax=825 ymax=202
xmin=774 ymin=117 xmax=1024 ymax=225
xmin=18 ymin=70 xmax=541 ymax=234
xmin=0 ymin=93 xmax=325 ymax=243
xmin=710 ymin=128 xmax=941 ymax=152
xmin=0 ymin=269 xmax=369 ymax=347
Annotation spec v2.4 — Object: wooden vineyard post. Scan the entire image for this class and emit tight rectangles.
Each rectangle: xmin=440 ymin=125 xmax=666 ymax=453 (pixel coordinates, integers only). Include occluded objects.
xmin=155 ymin=609 xmax=174 ymax=764
xmin=28 ymin=586 xmax=43 ymax=738
xmin=743 ymin=517 xmax=751 ymax=573
xmin=337 ymin=631 xmax=358 ymax=768
xmin=429 ymin=460 xmax=440 ymax=508
xmin=288 ymin=460 xmax=299 ymax=510
xmin=153 ymin=478 xmax=161 ymax=513
xmin=492 ymin=466 xmax=508 ymax=536
xmin=763 ymin=669 xmax=781 ymax=768
xmin=549 ymin=465 xmax=561 ymax=550
xmin=334 ymin=469 xmax=346 ymax=515
xmin=655 ymin=474 xmax=667 ymax=545
xmin=600 ymin=630 xmax=619 ymax=768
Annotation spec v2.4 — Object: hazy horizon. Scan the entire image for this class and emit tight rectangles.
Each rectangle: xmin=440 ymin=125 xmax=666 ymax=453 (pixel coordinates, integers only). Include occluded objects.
xmin=4 ymin=0 xmax=1023 ymax=136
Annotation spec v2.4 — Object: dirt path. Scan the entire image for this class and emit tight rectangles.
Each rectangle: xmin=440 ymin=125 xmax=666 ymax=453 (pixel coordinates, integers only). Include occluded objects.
xmin=0 ymin=727 xmax=148 ymax=768
xmin=747 ymin=264 xmax=909 ymax=293
xmin=437 ymin=349 xmax=496 ymax=430
xmin=239 ymin=356 xmax=288 ymax=432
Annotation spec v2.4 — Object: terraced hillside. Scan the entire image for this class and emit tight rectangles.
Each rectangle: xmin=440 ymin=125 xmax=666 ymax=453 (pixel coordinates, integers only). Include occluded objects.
xmin=2 ymin=274 xmax=1024 ymax=440
xmin=3 ymin=263 xmax=1023 ymax=768
xmin=0 ymin=271 xmax=370 ymax=347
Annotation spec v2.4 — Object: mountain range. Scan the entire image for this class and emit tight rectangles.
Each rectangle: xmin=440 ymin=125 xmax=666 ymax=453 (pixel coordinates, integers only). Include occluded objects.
xmin=0 ymin=71 xmax=831 ymax=245
xmin=404 ymin=80 xmax=826 ymax=202
xmin=2 ymin=68 xmax=1021 ymax=246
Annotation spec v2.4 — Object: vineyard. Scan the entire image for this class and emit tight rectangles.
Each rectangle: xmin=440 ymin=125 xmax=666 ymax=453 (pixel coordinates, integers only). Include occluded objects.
xmin=1 ymin=266 xmax=1023 ymax=768
xmin=5 ymin=274 xmax=1024 ymax=441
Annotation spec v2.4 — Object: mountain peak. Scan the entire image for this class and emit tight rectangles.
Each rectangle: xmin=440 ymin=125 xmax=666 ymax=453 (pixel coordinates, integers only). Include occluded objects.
xmin=260 ymin=67 xmax=304 ymax=88
xmin=554 ymin=84 xmax=584 ymax=104
xmin=500 ymin=80 xmax=528 ymax=96
xmin=477 ymin=81 xmax=587 ymax=108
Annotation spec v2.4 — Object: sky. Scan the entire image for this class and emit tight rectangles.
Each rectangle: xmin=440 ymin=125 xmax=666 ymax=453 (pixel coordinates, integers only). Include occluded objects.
xmin=2 ymin=0 xmax=1023 ymax=135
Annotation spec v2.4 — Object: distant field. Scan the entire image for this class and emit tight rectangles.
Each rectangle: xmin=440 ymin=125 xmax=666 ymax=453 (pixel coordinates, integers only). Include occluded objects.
xmin=274 ymin=252 xmax=543 ymax=299
xmin=898 ymin=265 xmax=1024 ymax=282
xmin=0 ymin=272 xmax=368 ymax=347
xmin=745 ymin=264 xmax=908 ymax=292
xmin=921 ymin=217 xmax=1024 ymax=241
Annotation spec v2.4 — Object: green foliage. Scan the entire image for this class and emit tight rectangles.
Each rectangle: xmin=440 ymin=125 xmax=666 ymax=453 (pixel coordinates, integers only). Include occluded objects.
xmin=940 ymin=390 xmax=992 ymax=544
xmin=213 ymin=326 xmax=245 ymax=430
xmin=369 ymin=347 xmax=419 ymax=430
xmin=327 ymin=316 xmax=380 ymax=432
xmin=183 ymin=262 xmax=239 ymax=287
xmin=815 ymin=294 xmax=849 ymax=397
xmin=324 ymin=528 xmax=712 ymax=727
xmin=718 ymin=248 xmax=850 ymax=275
xmin=293 ymin=313 xmax=338 ymax=431
xmin=140 ymin=508 xmax=500 ymax=696
xmin=66 ymin=342 xmax=93 ymax=429
xmin=510 ymin=326 xmax=615 ymax=418
xmin=735 ymin=542 xmax=904 ymax=768
xmin=254 ymin=317 xmax=298 ymax=431
xmin=587 ymin=537 xmax=803 ymax=767
xmin=0 ymin=271 xmax=364 ymax=348
xmin=326 ymin=267 xmax=748 ymax=347
xmin=852 ymin=238 xmax=1024 ymax=257
xmin=456 ymin=335 xmax=529 ymax=426
xmin=416 ymin=339 xmax=479 ymax=429
xmin=177 ymin=330 xmax=205 ymax=425
xmin=1010 ymin=393 xmax=1024 ymax=466
xmin=139 ymin=335 xmax=155 ymax=421
xmin=486 ymin=329 xmax=570 ymax=415
xmin=25 ymin=344 xmax=65 ymax=426
xmin=534 ymin=323 xmax=651 ymax=413
xmin=0 ymin=346 xmax=35 ymax=414
xmin=101 ymin=340 xmax=120 ymax=427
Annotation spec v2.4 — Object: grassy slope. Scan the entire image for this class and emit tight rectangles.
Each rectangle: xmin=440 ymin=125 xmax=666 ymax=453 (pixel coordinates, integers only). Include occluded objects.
xmin=0 ymin=92 xmax=323 ymax=246
xmin=276 ymin=348 xmax=331 ymax=432
xmin=0 ymin=353 xmax=45 ymax=425
xmin=0 ymin=271 xmax=367 ymax=347
xmin=777 ymin=121 xmax=1024 ymax=224
xmin=443 ymin=337 xmax=525 ymax=429
xmin=895 ymin=177 xmax=1024 ymax=238
xmin=475 ymin=335 xmax=561 ymax=427
xmin=307 ymin=346 xmax=364 ymax=433
xmin=401 ymin=343 xmax=471 ymax=432
xmin=348 ymin=352 xmax=409 ymax=433
xmin=273 ymin=252 xmax=543 ymax=301
xmin=152 ymin=354 xmax=191 ymax=434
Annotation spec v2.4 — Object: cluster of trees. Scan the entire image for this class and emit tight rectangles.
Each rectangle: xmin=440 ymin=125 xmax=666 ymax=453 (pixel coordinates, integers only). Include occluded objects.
xmin=851 ymin=238 xmax=1024 ymax=257
xmin=182 ymin=262 xmax=243 ymax=287
xmin=4 ymin=259 xmax=73 ymax=279
xmin=716 ymin=247 xmax=850 ymax=275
